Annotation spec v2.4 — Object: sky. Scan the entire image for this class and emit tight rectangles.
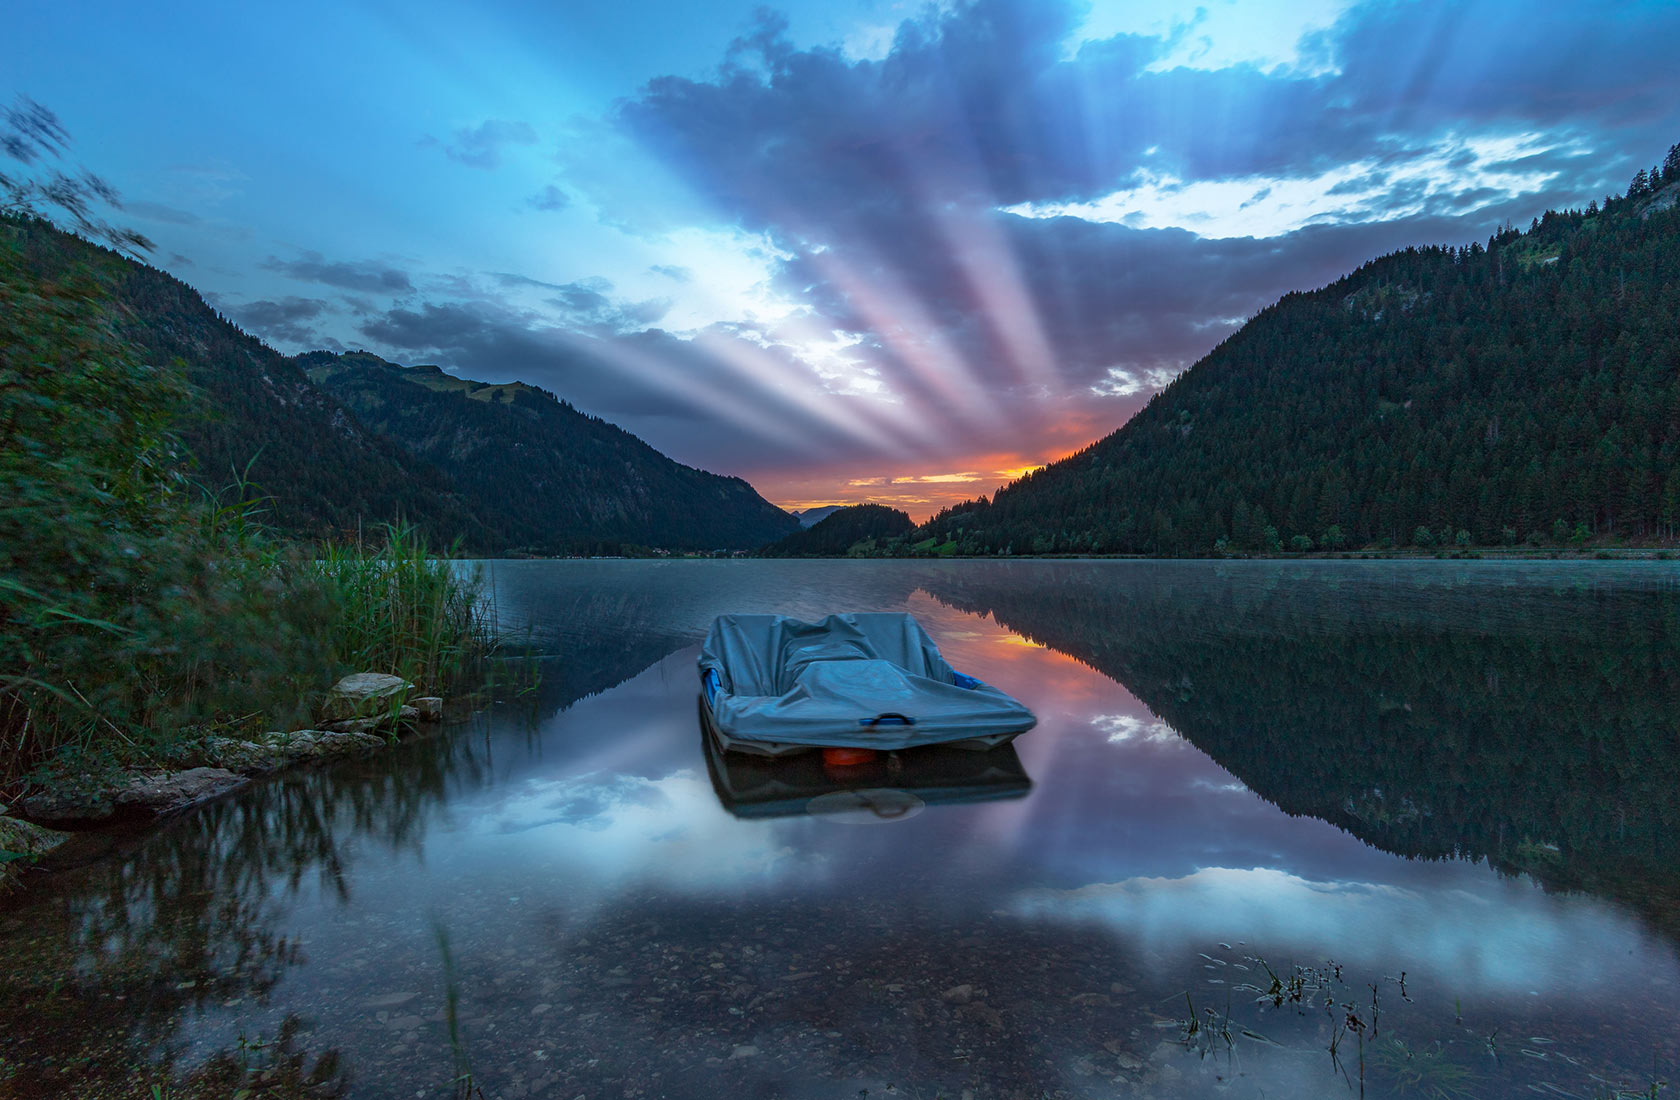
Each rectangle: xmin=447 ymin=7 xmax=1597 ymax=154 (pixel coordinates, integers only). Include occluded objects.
xmin=8 ymin=0 xmax=1680 ymax=518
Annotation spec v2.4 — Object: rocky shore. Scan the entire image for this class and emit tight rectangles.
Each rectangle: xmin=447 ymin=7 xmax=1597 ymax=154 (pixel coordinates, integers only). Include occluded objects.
xmin=0 ymin=672 xmax=448 ymax=885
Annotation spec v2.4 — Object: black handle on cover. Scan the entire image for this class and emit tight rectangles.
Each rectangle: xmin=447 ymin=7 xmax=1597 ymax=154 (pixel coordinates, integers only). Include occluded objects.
xmin=861 ymin=712 xmax=916 ymax=726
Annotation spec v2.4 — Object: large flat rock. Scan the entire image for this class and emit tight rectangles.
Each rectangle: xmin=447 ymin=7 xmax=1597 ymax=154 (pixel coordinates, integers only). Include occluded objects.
xmin=115 ymin=768 xmax=249 ymax=815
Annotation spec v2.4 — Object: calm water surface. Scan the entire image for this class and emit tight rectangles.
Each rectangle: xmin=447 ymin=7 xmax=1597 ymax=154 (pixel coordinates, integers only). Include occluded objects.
xmin=3 ymin=560 xmax=1678 ymax=1099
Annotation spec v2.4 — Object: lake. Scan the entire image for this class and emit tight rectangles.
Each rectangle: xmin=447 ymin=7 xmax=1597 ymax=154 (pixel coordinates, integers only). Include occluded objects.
xmin=2 ymin=560 xmax=1678 ymax=1099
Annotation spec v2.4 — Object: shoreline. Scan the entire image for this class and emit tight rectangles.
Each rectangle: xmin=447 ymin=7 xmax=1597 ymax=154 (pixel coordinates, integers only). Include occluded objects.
xmin=0 ymin=674 xmax=456 ymax=888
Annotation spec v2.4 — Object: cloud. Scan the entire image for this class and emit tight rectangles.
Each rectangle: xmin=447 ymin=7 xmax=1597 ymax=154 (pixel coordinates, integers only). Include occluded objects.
xmin=549 ymin=0 xmax=1680 ymax=497
xmin=226 ymin=295 xmax=330 ymax=345
xmin=1003 ymin=132 xmax=1585 ymax=238
xmin=351 ymin=289 xmax=922 ymax=472
xmin=215 ymin=0 xmax=1680 ymax=507
xmin=1090 ymin=365 xmax=1183 ymax=398
xmin=437 ymin=119 xmax=537 ymax=168
xmin=527 ymin=183 xmax=570 ymax=211
xmin=261 ymin=250 xmax=414 ymax=294
xmin=1010 ymin=866 xmax=1661 ymax=997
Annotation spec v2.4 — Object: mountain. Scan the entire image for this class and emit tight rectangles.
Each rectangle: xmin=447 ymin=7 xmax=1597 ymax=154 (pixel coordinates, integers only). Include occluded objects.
xmin=922 ymin=143 xmax=1680 ymax=555
xmin=759 ymin=504 xmax=913 ymax=557
xmin=301 ymin=351 xmax=798 ymax=553
xmin=790 ymin=505 xmax=848 ymax=528
xmin=5 ymin=217 xmax=481 ymax=545
xmin=6 ymin=217 xmax=796 ymax=553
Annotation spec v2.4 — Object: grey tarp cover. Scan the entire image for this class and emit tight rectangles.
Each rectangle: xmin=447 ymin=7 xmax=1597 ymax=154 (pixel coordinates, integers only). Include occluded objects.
xmin=699 ymin=613 xmax=1036 ymax=751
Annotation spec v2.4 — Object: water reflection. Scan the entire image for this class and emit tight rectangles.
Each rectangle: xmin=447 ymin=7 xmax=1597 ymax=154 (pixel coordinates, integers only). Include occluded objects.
xmin=0 ymin=560 xmax=1675 ymax=1099
xmin=916 ymin=560 xmax=1680 ymax=941
xmin=703 ymin=732 xmax=1032 ymax=820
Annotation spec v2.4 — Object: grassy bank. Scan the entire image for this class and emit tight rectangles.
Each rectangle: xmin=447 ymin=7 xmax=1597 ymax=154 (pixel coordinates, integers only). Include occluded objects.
xmin=0 ymin=236 xmax=495 ymax=804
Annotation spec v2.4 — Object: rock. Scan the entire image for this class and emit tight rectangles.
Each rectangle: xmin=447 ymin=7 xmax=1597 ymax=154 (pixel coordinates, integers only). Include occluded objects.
xmin=941 ymin=984 xmax=975 ymax=1005
xmin=1150 ymin=1041 xmax=1182 ymax=1064
xmin=116 ymin=768 xmax=248 ymax=815
xmin=363 ymin=992 xmax=419 ymax=1009
xmin=1103 ymin=1042 xmax=1143 ymax=1069
xmin=321 ymin=673 xmax=413 ymax=721
xmin=269 ymin=730 xmax=326 ymax=759
xmin=198 ymin=737 xmax=287 ymax=775
xmin=323 ymin=706 xmax=416 ymax=735
xmin=412 ymin=696 xmax=444 ymax=722
xmin=18 ymin=781 xmax=116 ymax=825
xmin=0 ymin=816 xmax=71 ymax=874
xmin=322 ymin=717 xmax=386 ymax=735
xmin=729 ymin=1045 xmax=759 ymax=1059
xmin=314 ymin=730 xmax=386 ymax=756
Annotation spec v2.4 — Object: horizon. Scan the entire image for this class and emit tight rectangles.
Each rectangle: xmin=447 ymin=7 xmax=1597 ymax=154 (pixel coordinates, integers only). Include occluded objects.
xmin=9 ymin=0 xmax=1680 ymax=522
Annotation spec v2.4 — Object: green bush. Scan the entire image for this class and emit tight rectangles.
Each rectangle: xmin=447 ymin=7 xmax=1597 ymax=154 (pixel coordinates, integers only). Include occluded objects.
xmin=0 ymin=240 xmax=491 ymax=792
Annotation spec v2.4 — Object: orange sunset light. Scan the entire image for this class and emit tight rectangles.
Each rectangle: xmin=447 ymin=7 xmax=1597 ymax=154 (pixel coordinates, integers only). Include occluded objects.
xmin=763 ymin=451 xmax=1062 ymax=523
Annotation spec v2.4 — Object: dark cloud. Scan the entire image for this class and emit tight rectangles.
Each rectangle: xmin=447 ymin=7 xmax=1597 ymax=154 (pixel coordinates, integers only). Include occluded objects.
xmin=353 ymin=297 xmax=910 ymax=472
xmin=571 ymin=0 xmax=1680 ymax=468
xmin=265 ymin=0 xmax=1680 ymax=495
xmin=439 ymin=119 xmax=537 ymax=168
xmin=261 ymin=250 xmax=414 ymax=294
xmin=527 ymin=183 xmax=570 ymax=211
xmin=227 ymin=295 xmax=330 ymax=346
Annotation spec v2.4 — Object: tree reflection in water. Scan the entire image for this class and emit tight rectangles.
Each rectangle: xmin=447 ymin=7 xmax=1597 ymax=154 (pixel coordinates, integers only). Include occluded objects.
xmin=921 ymin=561 xmax=1680 ymax=942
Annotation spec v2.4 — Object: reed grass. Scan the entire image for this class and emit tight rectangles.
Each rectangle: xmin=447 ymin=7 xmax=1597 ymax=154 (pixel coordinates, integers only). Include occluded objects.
xmin=312 ymin=522 xmax=494 ymax=696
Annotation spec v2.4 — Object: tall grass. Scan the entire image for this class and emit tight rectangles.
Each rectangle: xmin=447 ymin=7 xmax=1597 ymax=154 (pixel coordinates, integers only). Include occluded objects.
xmin=312 ymin=523 xmax=494 ymax=695
xmin=0 ymin=242 xmax=495 ymax=797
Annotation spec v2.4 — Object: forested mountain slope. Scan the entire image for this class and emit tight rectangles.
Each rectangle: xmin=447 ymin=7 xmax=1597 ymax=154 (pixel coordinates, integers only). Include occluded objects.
xmin=302 ymin=352 xmax=798 ymax=553
xmin=758 ymin=504 xmax=913 ymax=557
xmin=6 ymin=217 xmax=481 ymax=544
xmin=922 ymin=146 xmax=1680 ymax=555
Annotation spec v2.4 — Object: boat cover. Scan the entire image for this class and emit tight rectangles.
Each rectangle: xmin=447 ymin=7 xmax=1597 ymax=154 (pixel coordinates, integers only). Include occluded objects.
xmin=698 ymin=613 xmax=1036 ymax=751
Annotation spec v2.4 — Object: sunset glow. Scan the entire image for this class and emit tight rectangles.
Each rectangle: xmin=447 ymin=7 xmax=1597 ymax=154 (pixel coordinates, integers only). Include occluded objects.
xmin=13 ymin=0 xmax=1676 ymax=513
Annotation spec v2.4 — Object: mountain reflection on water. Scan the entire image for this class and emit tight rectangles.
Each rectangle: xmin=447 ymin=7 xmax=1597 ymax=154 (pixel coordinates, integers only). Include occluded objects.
xmin=0 ymin=560 xmax=1676 ymax=1100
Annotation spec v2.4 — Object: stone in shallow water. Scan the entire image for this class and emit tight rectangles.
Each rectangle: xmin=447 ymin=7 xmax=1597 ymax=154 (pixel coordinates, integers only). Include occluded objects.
xmin=17 ymin=782 xmax=115 ymax=824
xmin=313 ymin=731 xmax=386 ymax=756
xmin=116 ymin=768 xmax=248 ymax=815
xmin=362 ymin=992 xmax=419 ymax=1009
xmin=321 ymin=672 xmax=413 ymax=720
xmin=0 ymin=816 xmax=70 ymax=870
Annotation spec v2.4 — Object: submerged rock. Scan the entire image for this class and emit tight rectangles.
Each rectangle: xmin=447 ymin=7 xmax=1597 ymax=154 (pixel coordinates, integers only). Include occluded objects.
xmin=321 ymin=673 xmax=414 ymax=720
xmin=0 ymin=816 xmax=71 ymax=877
xmin=199 ymin=736 xmax=287 ymax=774
xmin=116 ymin=768 xmax=248 ymax=815
xmin=313 ymin=730 xmax=385 ymax=756
xmin=322 ymin=705 xmax=418 ymax=735
xmin=18 ymin=779 xmax=117 ymax=824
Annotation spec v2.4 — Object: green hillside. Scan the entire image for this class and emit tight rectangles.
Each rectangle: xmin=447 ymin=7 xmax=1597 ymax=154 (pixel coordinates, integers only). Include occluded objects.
xmin=302 ymin=351 xmax=798 ymax=553
xmin=5 ymin=217 xmax=482 ymax=545
xmin=922 ymin=144 xmax=1680 ymax=555
xmin=758 ymin=503 xmax=913 ymax=557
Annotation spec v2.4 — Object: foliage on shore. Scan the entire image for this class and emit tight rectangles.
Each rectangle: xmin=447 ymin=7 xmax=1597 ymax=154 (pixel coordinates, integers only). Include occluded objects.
xmin=0 ymin=237 xmax=493 ymax=798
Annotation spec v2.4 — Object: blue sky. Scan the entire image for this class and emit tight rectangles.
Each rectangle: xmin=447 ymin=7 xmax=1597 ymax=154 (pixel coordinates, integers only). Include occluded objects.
xmin=9 ymin=1 xmax=1680 ymax=515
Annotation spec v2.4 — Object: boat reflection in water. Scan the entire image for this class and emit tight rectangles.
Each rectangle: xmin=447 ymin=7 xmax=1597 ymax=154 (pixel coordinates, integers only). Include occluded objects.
xmin=701 ymin=719 xmax=1032 ymax=821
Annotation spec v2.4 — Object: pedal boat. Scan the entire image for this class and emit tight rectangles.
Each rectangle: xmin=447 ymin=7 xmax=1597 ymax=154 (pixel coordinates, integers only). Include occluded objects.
xmin=697 ymin=613 xmax=1036 ymax=757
